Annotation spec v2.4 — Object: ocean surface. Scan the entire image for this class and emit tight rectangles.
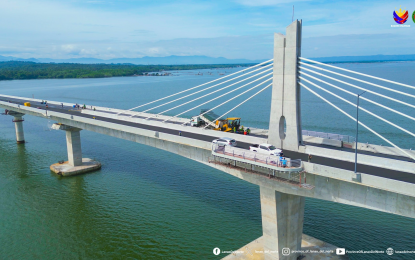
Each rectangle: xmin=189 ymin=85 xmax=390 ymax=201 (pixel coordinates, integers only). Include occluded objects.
xmin=0 ymin=62 xmax=414 ymax=259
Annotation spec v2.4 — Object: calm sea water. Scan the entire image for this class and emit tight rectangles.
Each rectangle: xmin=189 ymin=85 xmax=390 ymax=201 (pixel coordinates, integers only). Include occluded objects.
xmin=0 ymin=63 xmax=414 ymax=259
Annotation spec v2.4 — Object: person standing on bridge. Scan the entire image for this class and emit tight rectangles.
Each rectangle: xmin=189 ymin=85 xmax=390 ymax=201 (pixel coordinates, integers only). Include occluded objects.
xmin=282 ymin=157 xmax=287 ymax=168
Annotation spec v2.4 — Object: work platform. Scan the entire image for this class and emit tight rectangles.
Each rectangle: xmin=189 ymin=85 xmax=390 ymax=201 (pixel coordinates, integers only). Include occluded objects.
xmin=212 ymin=145 xmax=303 ymax=172
xmin=211 ymin=145 xmax=315 ymax=190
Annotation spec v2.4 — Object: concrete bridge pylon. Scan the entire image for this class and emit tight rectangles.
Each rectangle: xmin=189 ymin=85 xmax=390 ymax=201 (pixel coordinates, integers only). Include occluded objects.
xmin=263 ymin=20 xmax=305 ymax=260
xmin=268 ymin=20 xmax=303 ymax=152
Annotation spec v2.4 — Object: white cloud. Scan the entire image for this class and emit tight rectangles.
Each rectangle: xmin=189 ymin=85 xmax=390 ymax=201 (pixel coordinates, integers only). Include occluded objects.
xmin=0 ymin=0 xmax=414 ymax=60
xmin=61 ymin=45 xmax=77 ymax=53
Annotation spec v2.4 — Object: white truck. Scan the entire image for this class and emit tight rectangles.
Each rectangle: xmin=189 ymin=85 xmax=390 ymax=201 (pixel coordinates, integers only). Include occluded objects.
xmin=249 ymin=144 xmax=282 ymax=156
xmin=190 ymin=116 xmax=204 ymax=127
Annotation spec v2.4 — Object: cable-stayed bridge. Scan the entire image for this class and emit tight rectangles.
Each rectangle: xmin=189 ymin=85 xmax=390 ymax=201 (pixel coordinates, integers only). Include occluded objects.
xmin=1 ymin=20 xmax=414 ymax=260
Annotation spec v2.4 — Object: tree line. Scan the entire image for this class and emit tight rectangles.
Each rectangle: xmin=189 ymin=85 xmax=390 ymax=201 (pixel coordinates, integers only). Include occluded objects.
xmin=0 ymin=61 xmax=254 ymax=80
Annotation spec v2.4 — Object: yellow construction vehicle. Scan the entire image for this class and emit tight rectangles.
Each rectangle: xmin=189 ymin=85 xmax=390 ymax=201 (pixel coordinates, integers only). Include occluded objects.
xmin=197 ymin=110 xmax=241 ymax=132
xmin=213 ymin=117 xmax=241 ymax=132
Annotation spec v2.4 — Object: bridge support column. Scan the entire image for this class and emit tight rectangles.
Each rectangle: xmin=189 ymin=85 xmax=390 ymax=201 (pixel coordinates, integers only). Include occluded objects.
xmin=268 ymin=20 xmax=303 ymax=152
xmin=260 ymin=186 xmax=304 ymax=260
xmin=8 ymin=111 xmax=26 ymax=144
xmin=14 ymin=116 xmax=25 ymax=144
xmin=50 ymin=123 xmax=100 ymax=176
xmin=66 ymin=128 xmax=82 ymax=166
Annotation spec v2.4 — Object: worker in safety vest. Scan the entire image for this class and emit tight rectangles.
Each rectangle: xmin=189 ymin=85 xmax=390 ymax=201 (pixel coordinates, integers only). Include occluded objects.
xmin=247 ymin=128 xmax=250 ymax=135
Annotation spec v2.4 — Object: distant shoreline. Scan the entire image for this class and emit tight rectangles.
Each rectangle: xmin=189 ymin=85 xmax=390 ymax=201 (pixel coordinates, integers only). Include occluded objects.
xmin=1 ymin=59 xmax=414 ymax=81
xmin=0 ymin=61 xmax=255 ymax=81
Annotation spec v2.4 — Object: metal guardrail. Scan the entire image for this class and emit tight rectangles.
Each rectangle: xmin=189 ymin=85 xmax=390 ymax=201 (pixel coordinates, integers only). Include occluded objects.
xmin=212 ymin=144 xmax=302 ymax=169
xmin=302 ymin=130 xmax=355 ymax=143
xmin=210 ymin=144 xmax=314 ymax=189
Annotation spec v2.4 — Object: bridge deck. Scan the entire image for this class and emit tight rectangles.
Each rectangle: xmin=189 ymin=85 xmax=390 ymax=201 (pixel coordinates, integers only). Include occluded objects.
xmin=1 ymin=94 xmax=414 ymax=185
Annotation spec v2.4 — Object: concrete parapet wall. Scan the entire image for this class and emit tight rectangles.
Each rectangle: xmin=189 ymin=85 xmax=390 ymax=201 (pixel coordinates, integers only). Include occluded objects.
xmin=81 ymin=108 xmax=268 ymax=145
xmin=0 ymin=94 xmax=187 ymax=124
xmin=305 ymin=145 xmax=415 ymax=174
xmin=303 ymin=162 xmax=415 ymax=198
xmin=344 ymin=141 xmax=415 ymax=159
xmin=303 ymin=136 xmax=342 ymax=147
xmin=0 ymin=100 xmax=212 ymax=151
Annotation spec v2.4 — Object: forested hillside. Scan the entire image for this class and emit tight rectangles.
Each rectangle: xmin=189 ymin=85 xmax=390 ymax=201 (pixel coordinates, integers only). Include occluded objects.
xmin=0 ymin=61 xmax=253 ymax=80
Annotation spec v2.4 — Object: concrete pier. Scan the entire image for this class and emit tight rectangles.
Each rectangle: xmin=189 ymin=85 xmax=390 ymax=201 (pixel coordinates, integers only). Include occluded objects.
xmin=14 ymin=116 xmax=25 ymax=144
xmin=50 ymin=158 xmax=101 ymax=177
xmin=260 ymin=186 xmax=304 ymax=260
xmin=51 ymin=123 xmax=101 ymax=176
xmin=66 ymin=128 xmax=83 ymax=166
xmin=8 ymin=111 xmax=25 ymax=144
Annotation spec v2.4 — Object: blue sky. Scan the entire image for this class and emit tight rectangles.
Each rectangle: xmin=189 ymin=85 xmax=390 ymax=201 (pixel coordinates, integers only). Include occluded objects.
xmin=1 ymin=0 xmax=414 ymax=60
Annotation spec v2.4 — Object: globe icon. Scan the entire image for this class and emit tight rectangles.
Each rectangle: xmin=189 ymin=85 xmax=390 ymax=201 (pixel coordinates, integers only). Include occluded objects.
xmin=386 ymin=248 xmax=394 ymax=255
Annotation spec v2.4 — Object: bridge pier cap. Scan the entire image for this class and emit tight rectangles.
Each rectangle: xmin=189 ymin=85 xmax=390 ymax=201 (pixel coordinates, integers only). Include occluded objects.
xmin=268 ymin=20 xmax=303 ymax=152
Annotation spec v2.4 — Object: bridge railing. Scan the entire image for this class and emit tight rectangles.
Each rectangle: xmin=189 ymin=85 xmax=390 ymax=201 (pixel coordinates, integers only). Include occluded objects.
xmin=302 ymin=130 xmax=355 ymax=143
xmin=212 ymin=144 xmax=302 ymax=169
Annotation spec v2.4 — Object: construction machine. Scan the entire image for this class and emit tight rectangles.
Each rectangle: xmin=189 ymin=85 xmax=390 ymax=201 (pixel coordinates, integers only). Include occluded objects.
xmin=193 ymin=109 xmax=241 ymax=132
xmin=213 ymin=117 xmax=241 ymax=132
